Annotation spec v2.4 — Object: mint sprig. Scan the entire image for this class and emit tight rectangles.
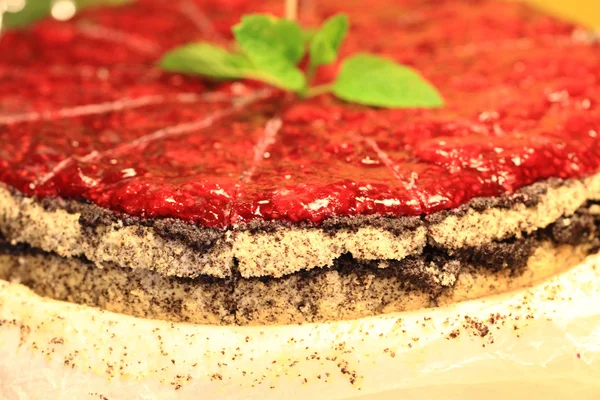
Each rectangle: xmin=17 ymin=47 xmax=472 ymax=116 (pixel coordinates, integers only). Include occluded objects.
xmin=3 ymin=0 xmax=131 ymax=29
xmin=160 ymin=13 xmax=444 ymax=109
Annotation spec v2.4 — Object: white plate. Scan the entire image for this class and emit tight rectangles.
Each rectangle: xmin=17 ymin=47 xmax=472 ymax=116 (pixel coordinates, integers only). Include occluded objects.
xmin=1 ymin=254 xmax=600 ymax=400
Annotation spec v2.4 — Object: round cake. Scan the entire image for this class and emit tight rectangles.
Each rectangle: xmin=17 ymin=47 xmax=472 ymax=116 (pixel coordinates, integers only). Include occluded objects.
xmin=2 ymin=0 xmax=600 ymax=397
xmin=1 ymin=0 xmax=600 ymax=326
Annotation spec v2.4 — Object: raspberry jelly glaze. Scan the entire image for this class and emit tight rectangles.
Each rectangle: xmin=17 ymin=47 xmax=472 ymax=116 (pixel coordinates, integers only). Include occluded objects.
xmin=1 ymin=0 xmax=599 ymax=227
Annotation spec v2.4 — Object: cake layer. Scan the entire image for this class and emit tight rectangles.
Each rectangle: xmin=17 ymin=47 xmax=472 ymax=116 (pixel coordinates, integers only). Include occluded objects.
xmin=2 ymin=202 xmax=598 ymax=325
xmin=2 ymin=173 xmax=600 ymax=278
xmin=1 ymin=0 xmax=600 ymax=228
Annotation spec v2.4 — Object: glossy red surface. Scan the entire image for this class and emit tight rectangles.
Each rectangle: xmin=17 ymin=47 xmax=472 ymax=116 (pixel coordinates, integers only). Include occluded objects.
xmin=1 ymin=0 xmax=600 ymax=227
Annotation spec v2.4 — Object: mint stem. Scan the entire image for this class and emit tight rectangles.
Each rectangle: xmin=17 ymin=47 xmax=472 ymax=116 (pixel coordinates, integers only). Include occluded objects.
xmin=306 ymin=63 xmax=318 ymax=85
xmin=285 ymin=0 xmax=298 ymax=20
xmin=304 ymin=83 xmax=334 ymax=98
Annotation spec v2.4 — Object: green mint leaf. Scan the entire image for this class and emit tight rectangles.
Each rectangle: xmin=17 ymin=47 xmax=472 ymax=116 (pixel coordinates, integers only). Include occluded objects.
xmin=159 ymin=43 xmax=255 ymax=80
xmin=3 ymin=3 xmax=52 ymax=28
xmin=234 ymin=14 xmax=306 ymax=64
xmin=159 ymin=42 xmax=304 ymax=90
xmin=309 ymin=14 xmax=349 ymax=69
xmin=332 ymin=54 xmax=445 ymax=108
xmin=159 ymin=42 xmax=254 ymax=79
xmin=3 ymin=0 xmax=131 ymax=29
xmin=233 ymin=14 xmax=306 ymax=91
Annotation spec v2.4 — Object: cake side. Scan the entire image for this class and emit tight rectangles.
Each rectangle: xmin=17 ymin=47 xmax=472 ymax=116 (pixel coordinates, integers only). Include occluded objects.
xmin=2 ymin=199 xmax=598 ymax=325
xmin=2 ymin=173 xmax=600 ymax=278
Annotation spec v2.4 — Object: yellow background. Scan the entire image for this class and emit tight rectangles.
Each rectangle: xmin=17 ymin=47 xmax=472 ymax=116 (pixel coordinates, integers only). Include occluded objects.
xmin=521 ymin=0 xmax=600 ymax=28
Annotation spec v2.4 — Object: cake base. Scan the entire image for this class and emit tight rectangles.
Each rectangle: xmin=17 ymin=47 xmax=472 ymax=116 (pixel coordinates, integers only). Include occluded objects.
xmin=1 ymin=254 xmax=600 ymax=399
xmin=2 ymin=196 xmax=599 ymax=325
xmin=0 ymin=240 xmax=592 ymax=325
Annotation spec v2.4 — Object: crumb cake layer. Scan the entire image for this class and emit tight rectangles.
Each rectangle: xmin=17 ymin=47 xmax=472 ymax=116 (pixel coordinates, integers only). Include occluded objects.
xmin=2 ymin=201 xmax=599 ymax=325
xmin=1 ymin=0 xmax=600 ymax=324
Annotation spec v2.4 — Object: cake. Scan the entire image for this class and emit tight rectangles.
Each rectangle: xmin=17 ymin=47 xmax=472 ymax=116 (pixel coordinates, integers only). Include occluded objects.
xmin=1 ymin=0 xmax=600 ymax=327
